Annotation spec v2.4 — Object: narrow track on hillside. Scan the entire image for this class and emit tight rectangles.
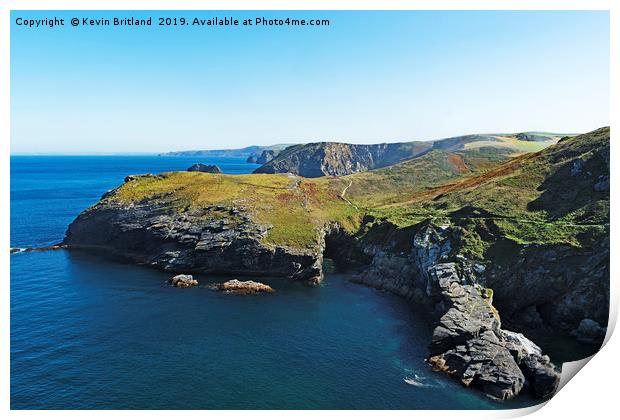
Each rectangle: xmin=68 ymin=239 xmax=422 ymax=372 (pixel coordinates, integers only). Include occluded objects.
xmin=339 ymin=179 xmax=358 ymax=210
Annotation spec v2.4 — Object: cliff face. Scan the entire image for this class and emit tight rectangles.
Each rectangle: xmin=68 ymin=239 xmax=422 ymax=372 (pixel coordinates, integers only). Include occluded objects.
xmin=256 ymin=149 xmax=277 ymax=164
xmin=254 ymin=142 xmax=432 ymax=177
xmin=64 ymin=197 xmax=325 ymax=285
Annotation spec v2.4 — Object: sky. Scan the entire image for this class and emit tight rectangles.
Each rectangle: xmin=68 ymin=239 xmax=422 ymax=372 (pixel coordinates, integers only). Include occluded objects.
xmin=10 ymin=10 xmax=609 ymax=154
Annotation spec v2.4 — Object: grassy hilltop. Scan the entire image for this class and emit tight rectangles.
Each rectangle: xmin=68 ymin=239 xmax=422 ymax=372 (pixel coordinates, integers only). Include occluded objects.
xmin=111 ymin=127 xmax=608 ymax=251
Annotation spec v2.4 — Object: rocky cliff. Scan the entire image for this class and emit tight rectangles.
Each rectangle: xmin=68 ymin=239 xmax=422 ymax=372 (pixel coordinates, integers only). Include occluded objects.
xmin=352 ymin=221 xmax=561 ymax=400
xmin=64 ymin=180 xmax=325 ymax=285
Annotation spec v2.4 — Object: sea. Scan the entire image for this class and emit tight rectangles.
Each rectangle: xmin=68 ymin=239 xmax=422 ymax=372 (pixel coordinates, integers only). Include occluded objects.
xmin=10 ymin=155 xmax=536 ymax=409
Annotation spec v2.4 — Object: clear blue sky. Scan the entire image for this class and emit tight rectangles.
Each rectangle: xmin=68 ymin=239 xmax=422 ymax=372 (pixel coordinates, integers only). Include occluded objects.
xmin=11 ymin=10 xmax=609 ymax=154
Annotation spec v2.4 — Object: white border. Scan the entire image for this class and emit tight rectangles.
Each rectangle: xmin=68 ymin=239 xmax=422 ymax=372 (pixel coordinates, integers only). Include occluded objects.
xmin=2 ymin=1 xmax=616 ymax=419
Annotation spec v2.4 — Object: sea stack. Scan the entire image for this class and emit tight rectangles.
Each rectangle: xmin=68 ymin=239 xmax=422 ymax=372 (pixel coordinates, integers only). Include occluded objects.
xmin=187 ymin=163 xmax=222 ymax=173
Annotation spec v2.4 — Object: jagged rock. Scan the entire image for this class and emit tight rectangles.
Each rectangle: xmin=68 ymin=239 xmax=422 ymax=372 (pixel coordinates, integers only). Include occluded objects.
xmin=169 ymin=274 xmax=198 ymax=288
xmin=213 ymin=279 xmax=275 ymax=295
xmin=571 ymin=318 xmax=606 ymax=344
xmin=187 ymin=164 xmax=222 ymax=173
xmin=430 ymin=332 xmax=526 ymax=400
xmin=519 ymin=354 xmax=560 ymax=399
xmin=502 ymin=330 xmax=542 ymax=360
xmin=427 ymin=263 xmax=559 ymax=400
xmin=246 ymin=154 xmax=258 ymax=163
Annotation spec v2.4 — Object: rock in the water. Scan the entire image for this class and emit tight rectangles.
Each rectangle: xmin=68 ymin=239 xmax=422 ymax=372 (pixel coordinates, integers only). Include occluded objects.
xmin=170 ymin=274 xmax=198 ymax=288
xmin=187 ymin=163 xmax=222 ymax=173
xmin=246 ymin=154 xmax=258 ymax=163
xmin=519 ymin=354 xmax=561 ymax=399
xmin=10 ymin=244 xmax=66 ymax=254
xmin=571 ymin=318 xmax=606 ymax=344
xmin=214 ymin=279 xmax=275 ymax=295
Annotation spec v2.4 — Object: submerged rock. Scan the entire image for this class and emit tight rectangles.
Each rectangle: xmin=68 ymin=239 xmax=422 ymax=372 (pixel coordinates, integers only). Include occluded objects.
xmin=169 ymin=274 xmax=199 ymax=288
xmin=187 ymin=163 xmax=222 ymax=173
xmin=10 ymin=244 xmax=66 ymax=254
xmin=213 ymin=279 xmax=275 ymax=295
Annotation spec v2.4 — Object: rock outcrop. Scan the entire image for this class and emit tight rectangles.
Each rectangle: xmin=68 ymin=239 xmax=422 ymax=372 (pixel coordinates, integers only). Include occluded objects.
xmin=426 ymin=263 xmax=558 ymax=400
xmin=213 ymin=279 xmax=275 ymax=295
xmin=187 ymin=164 xmax=222 ymax=173
xmin=169 ymin=274 xmax=199 ymax=287
xmin=63 ymin=201 xmax=324 ymax=285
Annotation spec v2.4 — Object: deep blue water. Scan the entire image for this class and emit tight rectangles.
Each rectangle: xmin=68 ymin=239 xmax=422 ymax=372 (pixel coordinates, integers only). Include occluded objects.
xmin=10 ymin=156 xmax=525 ymax=409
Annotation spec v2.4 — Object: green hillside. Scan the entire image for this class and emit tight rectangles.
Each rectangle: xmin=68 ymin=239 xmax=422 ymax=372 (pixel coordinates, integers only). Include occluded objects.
xmin=111 ymin=127 xmax=608 ymax=251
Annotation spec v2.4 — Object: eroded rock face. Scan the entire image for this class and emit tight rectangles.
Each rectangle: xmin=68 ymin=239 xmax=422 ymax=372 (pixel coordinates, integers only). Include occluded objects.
xmin=213 ymin=279 xmax=275 ymax=295
xmin=170 ymin=274 xmax=198 ymax=288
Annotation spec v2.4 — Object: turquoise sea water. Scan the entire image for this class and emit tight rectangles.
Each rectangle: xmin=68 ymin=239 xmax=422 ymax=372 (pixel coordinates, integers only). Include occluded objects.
xmin=10 ymin=156 xmax=532 ymax=409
